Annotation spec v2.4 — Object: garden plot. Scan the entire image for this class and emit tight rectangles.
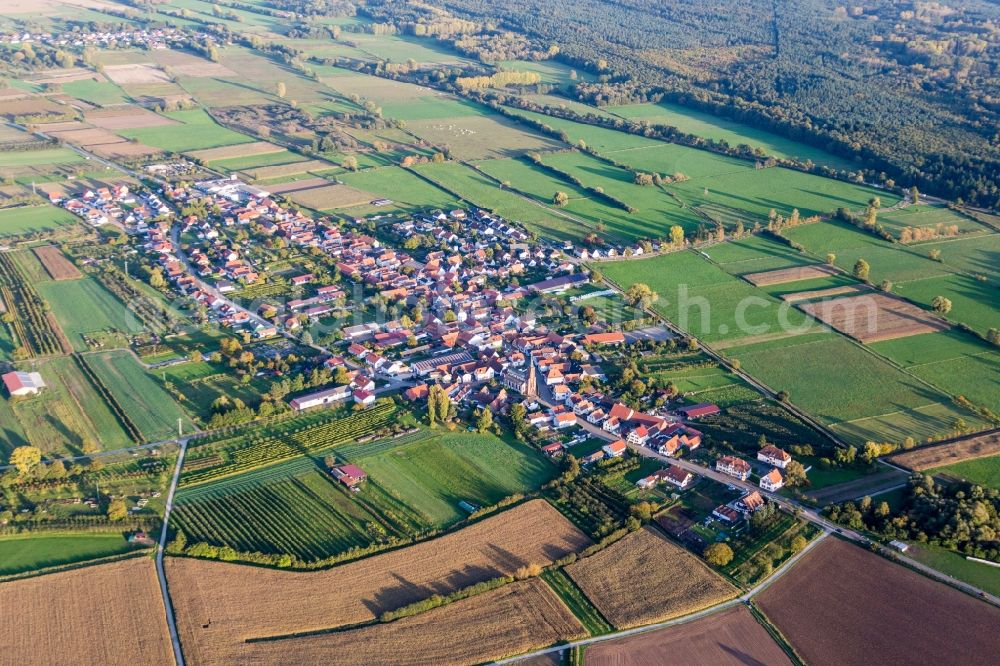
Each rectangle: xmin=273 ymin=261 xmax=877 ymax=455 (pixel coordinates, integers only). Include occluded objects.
xmin=102 ymin=63 xmax=170 ymax=85
xmin=799 ymin=292 xmax=949 ymax=343
xmin=743 ymin=263 xmax=840 ymax=286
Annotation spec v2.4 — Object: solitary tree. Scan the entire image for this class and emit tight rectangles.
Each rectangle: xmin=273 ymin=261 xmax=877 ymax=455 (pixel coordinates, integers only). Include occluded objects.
xmin=853 ymin=258 xmax=870 ymax=281
xmin=276 ymin=81 xmax=286 ymax=98
xmin=9 ymin=446 xmax=41 ymax=475
xmin=910 ymin=186 xmax=920 ymax=204
xmin=624 ymin=283 xmax=658 ymax=309
xmin=107 ymin=498 xmax=129 ymax=522
xmin=553 ymin=191 xmax=568 ymax=206
xmin=476 ymin=407 xmax=493 ymax=433
xmin=704 ymin=542 xmax=734 ymax=566
xmin=784 ymin=460 xmax=808 ymax=487
xmin=669 ymin=225 xmax=684 ymax=246
xmin=932 ymin=296 xmax=952 ymax=314
xmin=342 ymin=155 xmax=359 ymax=171
xmin=826 ymin=252 xmax=836 ymax=265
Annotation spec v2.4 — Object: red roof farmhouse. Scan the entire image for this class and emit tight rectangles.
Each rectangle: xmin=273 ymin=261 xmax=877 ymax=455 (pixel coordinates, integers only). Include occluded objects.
xmin=2 ymin=371 xmax=46 ymax=397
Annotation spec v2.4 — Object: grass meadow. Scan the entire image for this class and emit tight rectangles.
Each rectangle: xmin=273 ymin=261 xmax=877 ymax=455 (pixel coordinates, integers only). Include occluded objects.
xmin=0 ymin=205 xmax=77 ymax=236
xmin=119 ymin=108 xmax=252 ymax=152
xmin=0 ymin=534 xmax=137 ymax=576
xmin=37 ymin=277 xmax=144 ymax=351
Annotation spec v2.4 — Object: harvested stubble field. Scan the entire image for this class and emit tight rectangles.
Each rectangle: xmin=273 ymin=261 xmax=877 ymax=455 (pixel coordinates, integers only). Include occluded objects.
xmin=102 ymin=63 xmax=171 ymax=85
xmin=88 ymin=142 xmax=162 ymax=159
xmin=0 ymin=97 xmax=66 ymax=118
xmin=166 ymin=500 xmax=590 ymax=664
xmin=781 ymin=284 xmax=869 ymax=302
xmin=566 ymin=527 xmax=736 ymax=629
xmin=889 ymin=431 xmax=1000 ymax=471
xmin=285 ymin=183 xmax=374 ymax=210
xmin=186 ymin=140 xmax=285 ymax=162
xmin=743 ymin=263 xmax=840 ymax=286
xmin=756 ymin=539 xmax=1000 ymax=665
xmin=85 ymin=106 xmax=177 ymax=130
xmin=241 ymin=159 xmax=335 ymax=180
xmin=0 ymin=556 xmax=174 ymax=666
xmin=33 ymin=245 xmax=81 ymax=280
xmin=264 ymin=176 xmax=328 ymax=194
xmin=237 ymin=578 xmax=584 ymax=665
xmin=584 ymin=605 xmax=791 ymax=666
xmin=46 ymin=127 xmax=125 ymax=146
xmin=798 ymin=292 xmax=949 ymax=343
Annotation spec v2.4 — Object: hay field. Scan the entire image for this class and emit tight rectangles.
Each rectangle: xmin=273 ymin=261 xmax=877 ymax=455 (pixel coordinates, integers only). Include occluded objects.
xmin=103 ymin=63 xmax=170 ymax=85
xmin=889 ymin=431 xmax=1000 ymax=471
xmin=186 ymin=140 xmax=285 ymax=162
xmin=799 ymin=292 xmax=949 ymax=343
xmin=148 ymin=50 xmax=237 ymax=78
xmin=86 ymin=106 xmax=177 ymax=130
xmin=238 ymin=578 xmax=584 ymax=665
xmin=241 ymin=159 xmax=335 ymax=181
xmin=167 ymin=500 xmax=590 ymax=664
xmin=756 ymin=539 xmax=1000 ymax=665
xmin=743 ymin=264 xmax=840 ymax=286
xmin=33 ymin=245 xmax=81 ymax=280
xmin=265 ymin=177 xmax=328 ymax=194
xmin=566 ymin=527 xmax=736 ymax=629
xmin=0 ymin=556 xmax=174 ymax=666
xmin=585 ymin=605 xmax=791 ymax=666
xmin=285 ymin=183 xmax=374 ymax=210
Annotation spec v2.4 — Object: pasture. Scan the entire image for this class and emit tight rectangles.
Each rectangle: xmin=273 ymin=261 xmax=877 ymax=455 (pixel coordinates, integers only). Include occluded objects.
xmin=337 ymin=166 xmax=458 ymax=212
xmin=118 ymin=107 xmax=253 ymax=152
xmin=82 ymin=350 xmax=193 ymax=441
xmin=352 ymin=431 xmax=557 ymax=527
xmin=610 ymin=100 xmax=857 ymax=170
xmin=878 ymin=204 xmax=988 ymax=240
xmin=934 ymin=455 xmax=1000 ymax=490
xmin=894 ymin=272 xmax=999 ymax=336
xmin=566 ymin=527 xmax=735 ymax=629
xmin=756 ymin=539 xmax=1000 ymax=665
xmin=37 ymin=277 xmax=144 ymax=351
xmin=0 ymin=557 xmax=173 ymax=666
xmin=407 ymin=112 xmax=563 ymax=160
xmin=0 ymin=205 xmax=77 ymax=236
xmin=0 ymin=147 xmax=82 ymax=168
xmin=166 ymin=500 xmax=590 ymax=663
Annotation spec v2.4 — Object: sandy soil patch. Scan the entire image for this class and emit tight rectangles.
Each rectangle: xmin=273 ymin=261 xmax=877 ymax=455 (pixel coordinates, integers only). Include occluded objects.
xmin=799 ymin=292 xmax=949 ymax=342
xmin=166 ymin=500 xmax=590 ymax=664
xmin=285 ymin=183 xmax=374 ymax=209
xmin=186 ymin=141 xmax=285 ymax=162
xmin=86 ymin=106 xmax=177 ymax=130
xmin=586 ymin=605 xmax=792 ymax=666
xmin=103 ymin=64 xmax=171 ymax=86
xmin=743 ymin=263 xmax=841 ymax=286
xmin=756 ymin=538 xmax=1000 ymax=665
xmin=0 ymin=556 xmax=174 ymax=666
xmin=889 ymin=431 xmax=1000 ymax=471
xmin=238 ymin=578 xmax=585 ymax=665
xmin=566 ymin=527 xmax=736 ymax=629
xmin=781 ymin=284 xmax=870 ymax=302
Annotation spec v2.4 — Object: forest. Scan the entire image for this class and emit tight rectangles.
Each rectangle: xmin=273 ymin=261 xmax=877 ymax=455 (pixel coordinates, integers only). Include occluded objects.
xmin=361 ymin=0 xmax=1000 ymax=209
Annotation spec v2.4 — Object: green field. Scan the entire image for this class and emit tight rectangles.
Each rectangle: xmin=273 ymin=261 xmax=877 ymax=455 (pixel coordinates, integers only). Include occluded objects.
xmin=9 ymin=356 xmax=132 ymax=455
xmin=601 ymin=251 xmax=817 ymax=343
xmin=0 ymin=147 xmax=83 ymax=168
xmin=0 ymin=534 xmax=138 ymax=575
xmin=337 ymin=166 xmax=459 ymax=212
xmin=908 ymin=545 xmax=1000 ymax=597
xmin=498 ymin=60 xmax=593 ymax=87
xmin=917 ymin=232 xmax=1000 ymax=285
xmin=210 ymin=150 xmax=308 ymax=172
xmin=705 ymin=234 xmax=817 ymax=275
xmin=119 ymin=107 xmax=253 ymax=152
xmin=353 ymin=431 xmax=556 ymax=527
xmin=932 ymin=454 xmax=1000 ymax=490
xmin=62 ymin=79 xmax=129 ymax=105
xmin=37 ymin=277 xmax=143 ymax=351
xmin=877 ymin=204 xmax=989 ymax=239
xmin=609 ymin=101 xmax=857 ymax=170
xmin=0 ymin=205 xmax=77 ymax=236
xmin=83 ymin=350 xmax=193 ymax=441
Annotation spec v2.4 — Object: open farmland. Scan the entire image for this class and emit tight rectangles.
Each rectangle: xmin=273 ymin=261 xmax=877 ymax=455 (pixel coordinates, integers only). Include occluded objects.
xmin=878 ymin=204 xmax=988 ymax=241
xmin=33 ymin=245 xmax=81 ymax=280
xmin=350 ymin=431 xmax=557 ymax=527
xmin=0 ymin=205 xmax=77 ymax=236
xmin=798 ymin=292 xmax=950 ymax=343
xmin=566 ymin=527 xmax=735 ymax=629
xmin=118 ymin=107 xmax=253 ymax=152
xmin=85 ymin=106 xmax=177 ymax=130
xmin=0 ymin=533 xmax=138 ymax=575
xmin=283 ymin=182 xmax=374 ymax=210
xmin=37 ymin=277 xmax=144 ymax=350
xmin=932 ymin=454 xmax=1000 ymax=490
xmin=337 ymin=166 xmax=458 ymax=212
xmin=743 ymin=263 xmax=840 ymax=286
xmin=584 ymin=605 xmax=791 ymax=666
xmin=185 ymin=140 xmax=285 ymax=162
xmin=889 ymin=431 xmax=1000 ymax=472
xmin=166 ymin=500 xmax=590 ymax=663
xmin=239 ymin=578 xmax=583 ymax=665
xmin=80 ymin=350 xmax=192 ymax=441
xmin=756 ymin=538 xmax=1000 ymax=665
xmin=0 ymin=556 xmax=173 ymax=666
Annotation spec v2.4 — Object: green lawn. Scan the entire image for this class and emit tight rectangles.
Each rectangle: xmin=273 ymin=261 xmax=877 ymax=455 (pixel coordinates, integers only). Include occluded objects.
xmin=932 ymin=454 xmax=1000 ymax=490
xmin=0 ymin=205 xmax=77 ymax=236
xmin=354 ymin=431 xmax=556 ymax=527
xmin=0 ymin=147 xmax=83 ymax=168
xmin=0 ymin=534 xmax=138 ymax=575
xmin=82 ymin=350 xmax=193 ymax=441
xmin=119 ymin=107 xmax=253 ymax=152
xmin=37 ymin=277 xmax=143 ymax=351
